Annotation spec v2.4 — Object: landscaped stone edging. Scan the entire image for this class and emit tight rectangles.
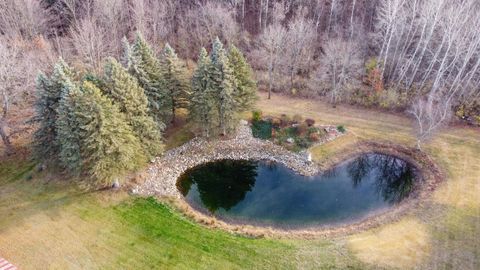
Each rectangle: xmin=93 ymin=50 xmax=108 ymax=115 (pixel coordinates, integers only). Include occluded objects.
xmin=131 ymin=122 xmax=443 ymax=238
xmin=132 ymin=121 xmax=320 ymax=198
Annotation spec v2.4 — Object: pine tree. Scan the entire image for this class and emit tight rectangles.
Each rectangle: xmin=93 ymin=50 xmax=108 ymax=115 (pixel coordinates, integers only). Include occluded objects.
xmin=74 ymin=81 xmax=145 ymax=186
xmin=103 ymin=58 xmax=164 ymax=157
xmin=56 ymin=79 xmax=82 ymax=174
xmin=127 ymin=32 xmax=168 ymax=123
xmin=33 ymin=58 xmax=74 ymax=162
xmin=209 ymin=38 xmax=237 ymax=135
xmin=159 ymin=43 xmax=191 ymax=123
xmin=190 ymin=48 xmax=215 ymax=137
xmin=121 ymin=36 xmax=132 ymax=70
xmin=228 ymin=45 xmax=258 ymax=111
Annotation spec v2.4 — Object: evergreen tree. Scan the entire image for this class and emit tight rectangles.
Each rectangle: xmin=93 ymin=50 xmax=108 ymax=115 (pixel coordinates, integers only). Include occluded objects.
xmin=209 ymin=38 xmax=237 ymax=135
xmin=103 ymin=58 xmax=164 ymax=157
xmin=228 ymin=45 xmax=258 ymax=111
xmin=121 ymin=36 xmax=132 ymax=70
xmin=82 ymin=73 xmax=106 ymax=90
xmin=190 ymin=48 xmax=215 ymax=137
xmin=74 ymin=81 xmax=145 ymax=186
xmin=159 ymin=43 xmax=191 ymax=123
xmin=127 ymin=32 xmax=168 ymax=123
xmin=33 ymin=58 xmax=74 ymax=162
xmin=56 ymin=79 xmax=82 ymax=174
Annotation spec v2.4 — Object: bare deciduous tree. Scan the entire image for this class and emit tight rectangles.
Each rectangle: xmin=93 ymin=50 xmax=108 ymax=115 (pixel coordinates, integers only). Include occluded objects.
xmin=258 ymin=22 xmax=288 ymax=99
xmin=0 ymin=0 xmax=47 ymax=39
xmin=373 ymin=0 xmax=480 ymax=145
xmin=130 ymin=0 xmax=173 ymax=52
xmin=282 ymin=14 xmax=316 ymax=92
xmin=409 ymin=94 xmax=452 ymax=149
xmin=0 ymin=38 xmax=53 ymax=155
xmin=312 ymin=39 xmax=362 ymax=105
xmin=177 ymin=2 xmax=240 ymax=58
xmin=69 ymin=17 xmax=110 ymax=72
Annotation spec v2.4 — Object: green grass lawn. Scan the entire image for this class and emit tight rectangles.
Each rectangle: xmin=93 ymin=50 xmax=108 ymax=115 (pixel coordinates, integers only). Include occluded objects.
xmin=0 ymin=156 xmax=364 ymax=269
xmin=0 ymin=92 xmax=478 ymax=269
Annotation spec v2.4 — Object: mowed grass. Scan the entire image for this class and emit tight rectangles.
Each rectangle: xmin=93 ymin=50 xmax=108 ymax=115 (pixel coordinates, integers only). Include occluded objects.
xmin=0 ymin=92 xmax=478 ymax=269
xmin=0 ymin=153 xmax=364 ymax=269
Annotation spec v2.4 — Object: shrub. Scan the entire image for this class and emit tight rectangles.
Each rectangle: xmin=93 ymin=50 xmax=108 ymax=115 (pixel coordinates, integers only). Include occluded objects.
xmin=296 ymin=137 xmax=311 ymax=148
xmin=271 ymin=117 xmax=282 ymax=128
xmin=296 ymin=123 xmax=308 ymax=136
xmin=337 ymin=125 xmax=346 ymax=133
xmin=251 ymin=120 xmax=272 ymax=139
xmin=292 ymin=114 xmax=303 ymax=123
xmin=307 ymin=127 xmax=319 ymax=134
xmin=252 ymin=110 xmax=262 ymax=123
xmin=309 ymin=132 xmax=320 ymax=142
xmin=305 ymin=118 xmax=315 ymax=127
xmin=475 ymin=116 xmax=480 ymax=126
xmin=280 ymin=114 xmax=291 ymax=127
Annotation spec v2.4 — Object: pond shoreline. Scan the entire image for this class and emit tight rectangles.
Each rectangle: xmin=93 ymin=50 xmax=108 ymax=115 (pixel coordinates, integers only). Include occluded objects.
xmin=132 ymin=122 xmax=443 ymax=238
xmin=132 ymin=121 xmax=321 ymax=198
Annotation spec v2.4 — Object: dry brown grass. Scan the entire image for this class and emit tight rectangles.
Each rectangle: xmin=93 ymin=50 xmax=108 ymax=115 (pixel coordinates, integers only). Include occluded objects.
xmin=257 ymin=92 xmax=480 ymax=269
xmin=348 ymin=217 xmax=431 ymax=269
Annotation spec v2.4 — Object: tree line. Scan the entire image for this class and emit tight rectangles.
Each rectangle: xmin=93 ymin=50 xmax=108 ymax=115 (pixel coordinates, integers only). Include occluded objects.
xmin=32 ymin=34 xmax=256 ymax=186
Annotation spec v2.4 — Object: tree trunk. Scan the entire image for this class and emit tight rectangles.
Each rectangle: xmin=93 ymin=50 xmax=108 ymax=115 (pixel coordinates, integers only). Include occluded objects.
xmin=268 ymin=59 xmax=273 ymax=99
xmin=416 ymin=139 xmax=422 ymax=151
xmin=0 ymin=120 xmax=14 ymax=156
xmin=289 ymin=65 xmax=295 ymax=92
xmin=171 ymin=106 xmax=176 ymax=124
xmin=171 ymin=95 xmax=176 ymax=124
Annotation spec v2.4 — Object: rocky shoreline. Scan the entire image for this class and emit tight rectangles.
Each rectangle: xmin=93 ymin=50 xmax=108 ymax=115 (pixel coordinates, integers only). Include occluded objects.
xmin=131 ymin=121 xmax=443 ymax=238
xmin=132 ymin=120 xmax=321 ymax=197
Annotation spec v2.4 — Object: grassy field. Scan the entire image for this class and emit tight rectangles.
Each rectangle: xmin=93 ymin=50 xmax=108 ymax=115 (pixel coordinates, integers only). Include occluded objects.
xmin=0 ymin=92 xmax=478 ymax=269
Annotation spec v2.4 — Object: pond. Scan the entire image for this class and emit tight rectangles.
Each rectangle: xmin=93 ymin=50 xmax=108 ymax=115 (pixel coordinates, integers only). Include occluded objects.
xmin=177 ymin=153 xmax=417 ymax=228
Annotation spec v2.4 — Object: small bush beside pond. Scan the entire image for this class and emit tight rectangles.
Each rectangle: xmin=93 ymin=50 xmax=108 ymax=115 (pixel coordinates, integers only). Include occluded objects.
xmin=252 ymin=110 xmax=262 ymax=123
xmin=252 ymin=120 xmax=273 ymax=139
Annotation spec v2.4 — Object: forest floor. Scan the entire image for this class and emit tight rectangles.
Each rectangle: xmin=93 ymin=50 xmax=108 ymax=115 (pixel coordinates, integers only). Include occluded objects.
xmin=0 ymin=92 xmax=479 ymax=269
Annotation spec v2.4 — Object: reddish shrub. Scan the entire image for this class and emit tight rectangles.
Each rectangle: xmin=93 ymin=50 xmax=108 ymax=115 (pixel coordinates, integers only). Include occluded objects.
xmin=309 ymin=132 xmax=320 ymax=142
xmin=271 ymin=117 xmax=281 ymax=128
xmin=305 ymin=118 xmax=315 ymax=127
xmin=297 ymin=123 xmax=308 ymax=135
xmin=280 ymin=114 xmax=291 ymax=127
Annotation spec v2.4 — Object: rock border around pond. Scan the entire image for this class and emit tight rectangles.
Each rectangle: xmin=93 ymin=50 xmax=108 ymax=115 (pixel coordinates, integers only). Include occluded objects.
xmin=132 ymin=121 xmax=444 ymax=238
xmin=132 ymin=121 xmax=321 ymax=198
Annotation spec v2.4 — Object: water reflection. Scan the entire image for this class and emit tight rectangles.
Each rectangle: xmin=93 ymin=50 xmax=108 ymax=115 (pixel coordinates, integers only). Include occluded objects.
xmin=347 ymin=155 xmax=370 ymax=188
xmin=346 ymin=154 xmax=414 ymax=204
xmin=177 ymin=154 xmax=417 ymax=226
xmin=178 ymin=160 xmax=258 ymax=212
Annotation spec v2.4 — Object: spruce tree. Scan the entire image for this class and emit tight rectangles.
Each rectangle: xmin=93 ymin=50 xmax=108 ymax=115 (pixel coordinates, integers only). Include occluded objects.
xmin=228 ymin=45 xmax=258 ymax=111
xmin=33 ymin=58 xmax=74 ymax=162
xmin=121 ymin=36 xmax=132 ymax=70
xmin=103 ymin=58 xmax=164 ymax=157
xmin=209 ymin=38 xmax=237 ymax=135
xmin=56 ymin=79 xmax=82 ymax=174
xmin=127 ymin=32 xmax=168 ymax=123
xmin=159 ymin=43 xmax=191 ymax=123
xmin=74 ymin=81 xmax=145 ymax=186
xmin=190 ymin=48 xmax=215 ymax=137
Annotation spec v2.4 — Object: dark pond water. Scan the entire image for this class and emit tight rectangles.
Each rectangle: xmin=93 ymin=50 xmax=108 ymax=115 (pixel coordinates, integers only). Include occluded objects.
xmin=177 ymin=153 xmax=417 ymax=228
